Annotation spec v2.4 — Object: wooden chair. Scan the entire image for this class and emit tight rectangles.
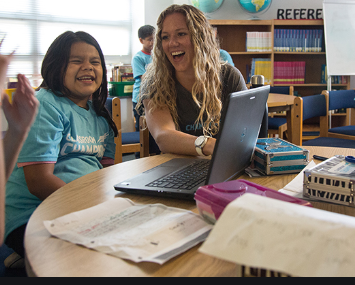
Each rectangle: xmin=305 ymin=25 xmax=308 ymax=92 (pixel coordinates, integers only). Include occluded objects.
xmin=294 ymin=94 xmax=355 ymax=148
xmin=139 ymin=116 xmax=150 ymax=158
xmin=292 ymin=94 xmax=328 ymax=146
xmin=139 ymin=115 xmax=161 ymax=157
xmin=322 ymin=89 xmax=355 ymax=141
xmin=268 ymin=86 xmax=294 ymax=140
xmin=111 ymin=97 xmax=149 ymax=164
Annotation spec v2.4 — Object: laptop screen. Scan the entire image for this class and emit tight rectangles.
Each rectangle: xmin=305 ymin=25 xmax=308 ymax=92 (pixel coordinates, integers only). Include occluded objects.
xmin=206 ymin=85 xmax=270 ymax=184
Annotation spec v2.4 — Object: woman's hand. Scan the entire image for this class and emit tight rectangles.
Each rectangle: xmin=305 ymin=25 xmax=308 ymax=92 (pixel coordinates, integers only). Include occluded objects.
xmin=143 ymin=99 xmax=216 ymax=156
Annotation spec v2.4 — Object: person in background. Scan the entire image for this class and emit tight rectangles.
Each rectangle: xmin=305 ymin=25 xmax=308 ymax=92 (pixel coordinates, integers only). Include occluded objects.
xmin=4 ymin=31 xmax=117 ymax=268
xmin=219 ymin=49 xmax=235 ymax=67
xmin=138 ymin=4 xmax=246 ymax=157
xmin=0 ymin=41 xmax=39 ymax=269
xmin=132 ymin=25 xmax=155 ymax=133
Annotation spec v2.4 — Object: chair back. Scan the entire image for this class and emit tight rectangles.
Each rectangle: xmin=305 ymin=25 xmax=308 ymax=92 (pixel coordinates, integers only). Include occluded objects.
xmin=327 ymin=89 xmax=355 ymax=111
xmin=110 ymin=97 xmax=142 ymax=163
xmin=293 ymin=94 xmax=328 ymax=146
xmin=303 ymin=94 xmax=327 ymax=121
xmin=270 ymin=86 xmax=294 ymax=95
xmin=139 ymin=116 xmax=161 ymax=156
xmin=109 ymin=97 xmax=158 ymax=163
xmin=105 ymin=96 xmax=113 ymax=116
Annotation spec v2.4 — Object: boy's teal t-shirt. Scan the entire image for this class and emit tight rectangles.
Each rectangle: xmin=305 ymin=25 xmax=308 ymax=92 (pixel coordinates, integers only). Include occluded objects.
xmin=132 ymin=50 xmax=152 ymax=103
xmin=5 ymin=89 xmax=115 ymax=240
xmin=220 ymin=49 xmax=235 ymax=67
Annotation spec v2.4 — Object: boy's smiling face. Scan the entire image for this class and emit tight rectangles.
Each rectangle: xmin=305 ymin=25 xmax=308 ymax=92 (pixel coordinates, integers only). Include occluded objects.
xmin=140 ymin=34 xmax=155 ymax=54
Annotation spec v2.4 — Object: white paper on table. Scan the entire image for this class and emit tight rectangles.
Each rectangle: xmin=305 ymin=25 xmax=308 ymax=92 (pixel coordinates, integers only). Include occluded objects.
xmin=278 ymin=160 xmax=316 ymax=199
xmin=199 ymin=193 xmax=355 ymax=277
xmin=44 ymin=198 xmax=212 ymax=265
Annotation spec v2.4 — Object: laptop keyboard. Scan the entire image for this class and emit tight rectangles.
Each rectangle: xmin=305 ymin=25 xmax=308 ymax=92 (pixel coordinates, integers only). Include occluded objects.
xmin=146 ymin=159 xmax=210 ymax=191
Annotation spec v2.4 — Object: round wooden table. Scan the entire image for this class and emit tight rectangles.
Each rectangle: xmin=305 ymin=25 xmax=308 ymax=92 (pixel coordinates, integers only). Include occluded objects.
xmin=25 ymin=146 xmax=355 ymax=277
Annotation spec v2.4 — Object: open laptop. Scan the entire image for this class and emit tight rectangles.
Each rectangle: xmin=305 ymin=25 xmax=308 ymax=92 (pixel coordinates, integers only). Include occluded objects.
xmin=114 ymin=85 xmax=270 ymax=200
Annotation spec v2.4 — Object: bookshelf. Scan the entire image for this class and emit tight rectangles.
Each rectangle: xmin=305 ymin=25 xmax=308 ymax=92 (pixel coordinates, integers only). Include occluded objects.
xmin=211 ymin=19 xmax=350 ymax=129
xmin=211 ymin=19 xmax=350 ymax=96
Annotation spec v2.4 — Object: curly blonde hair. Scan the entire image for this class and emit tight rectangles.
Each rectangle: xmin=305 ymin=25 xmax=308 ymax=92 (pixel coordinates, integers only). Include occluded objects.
xmin=139 ymin=4 xmax=223 ymax=136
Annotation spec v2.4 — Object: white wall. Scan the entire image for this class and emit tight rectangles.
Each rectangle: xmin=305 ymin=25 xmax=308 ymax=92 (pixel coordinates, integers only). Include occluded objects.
xmin=144 ymin=0 xmax=174 ymax=27
xmin=132 ymin=0 xmax=146 ymax=55
xmin=173 ymin=0 xmax=324 ymax=20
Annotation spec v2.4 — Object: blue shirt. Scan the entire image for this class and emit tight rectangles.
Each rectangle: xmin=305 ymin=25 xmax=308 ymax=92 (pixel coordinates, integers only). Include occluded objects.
xmin=132 ymin=50 xmax=152 ymax=103
xmin=220 ymin=49 xmax=235 ymax=67
xmin=5 ymin=89 xmax=115 ymax=239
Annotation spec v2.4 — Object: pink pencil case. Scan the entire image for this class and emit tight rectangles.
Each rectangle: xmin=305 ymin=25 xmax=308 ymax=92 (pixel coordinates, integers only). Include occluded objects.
xmin=195 ymin=179 xmax=312 ymax=224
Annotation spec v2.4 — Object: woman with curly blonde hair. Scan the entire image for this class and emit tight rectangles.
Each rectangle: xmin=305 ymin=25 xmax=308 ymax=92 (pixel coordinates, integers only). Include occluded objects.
xmin=139 ymin=4 xmax=246 ymax=156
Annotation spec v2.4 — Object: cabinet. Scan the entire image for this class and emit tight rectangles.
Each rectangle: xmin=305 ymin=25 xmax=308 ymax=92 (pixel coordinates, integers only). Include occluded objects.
xmin=210 ymin=19 xmax=350 ymax=96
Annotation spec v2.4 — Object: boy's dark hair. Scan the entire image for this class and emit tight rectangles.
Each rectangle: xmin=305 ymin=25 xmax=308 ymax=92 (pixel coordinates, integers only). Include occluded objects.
xmin=138 ymin=25 xmax=155 ymax=39
xmin=39 ymin=31 xmax=118 ymax=136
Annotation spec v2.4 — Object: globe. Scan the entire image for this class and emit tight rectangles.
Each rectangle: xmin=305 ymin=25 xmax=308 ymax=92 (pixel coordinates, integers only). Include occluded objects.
xmin=190 ymin=0 xmax=224 ymax=14
xmin=238 ymin=0 xmax=272 ymax=14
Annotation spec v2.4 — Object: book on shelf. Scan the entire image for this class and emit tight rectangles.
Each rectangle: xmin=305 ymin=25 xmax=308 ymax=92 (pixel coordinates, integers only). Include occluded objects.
xmin=274 ymin=29 xmax=323 ymax=52
xmin=332 ymin=108 xmax=347 ymax=114
xmin=248 ymin=58 xmax=272 ymax=84
xmin=274 ymin=61 xmax=305 ymax=85
xmin=246 ymin=32 xmax=272 ymax=52
xmin=321 ymin=64 xmax=348 ymax=85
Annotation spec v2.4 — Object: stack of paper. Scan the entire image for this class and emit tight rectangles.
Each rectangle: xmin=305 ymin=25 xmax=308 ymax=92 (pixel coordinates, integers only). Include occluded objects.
xmin=200 ymin=189 xmax=355 ymax=277
xmin=44 ymin=198 xmax=212 ymax=265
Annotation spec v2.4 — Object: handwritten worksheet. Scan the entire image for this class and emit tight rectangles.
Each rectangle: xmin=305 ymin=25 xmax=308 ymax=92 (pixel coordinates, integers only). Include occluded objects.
xmin=44 ymin=198 xmax=212 ymax=264
xmin=199 ymin=193 xmax=355 ymax=277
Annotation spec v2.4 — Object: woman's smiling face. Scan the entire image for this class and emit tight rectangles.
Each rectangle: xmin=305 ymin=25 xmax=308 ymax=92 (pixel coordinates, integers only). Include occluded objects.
xmin=64 ymin=41 xmax=103 ymax=107
xmin=161 ymin=12 xmax=195 ymax=77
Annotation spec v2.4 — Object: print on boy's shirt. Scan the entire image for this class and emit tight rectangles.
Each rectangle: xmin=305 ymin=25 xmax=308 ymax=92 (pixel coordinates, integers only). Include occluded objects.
xmin=60 ymin=133 xmax=109 ymax=158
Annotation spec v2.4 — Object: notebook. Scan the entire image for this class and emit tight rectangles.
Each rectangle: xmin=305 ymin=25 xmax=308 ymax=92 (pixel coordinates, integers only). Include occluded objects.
xmin=114 ymin=85 xmax=270 ymax=200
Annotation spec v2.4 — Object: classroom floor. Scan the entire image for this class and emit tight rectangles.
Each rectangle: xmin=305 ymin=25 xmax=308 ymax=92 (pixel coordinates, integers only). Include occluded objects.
xmin=122 ymin=153 xmax=136 ymax=162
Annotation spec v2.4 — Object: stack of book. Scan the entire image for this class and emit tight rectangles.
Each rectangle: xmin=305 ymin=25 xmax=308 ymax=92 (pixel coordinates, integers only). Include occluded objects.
xmin=274 ymin=29 xmax=323 ymax=52
xmin=247 ymin=58 xmax=272 ymax=84
xmin=112 ymin=65 xmax=134 ymax=82
xmin=321 ymin=65 xmax=348 ymax=85
xmin=274 ymin=61 xmax=306 ymax=85
xmin=246 ymin=32 xmax=272 ymax=52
